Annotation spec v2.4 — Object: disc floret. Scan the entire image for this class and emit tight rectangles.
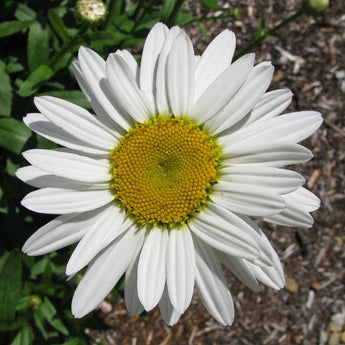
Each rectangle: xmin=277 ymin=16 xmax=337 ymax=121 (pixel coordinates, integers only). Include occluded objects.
xmin=110 ymin=116 xmax=221 ymax=228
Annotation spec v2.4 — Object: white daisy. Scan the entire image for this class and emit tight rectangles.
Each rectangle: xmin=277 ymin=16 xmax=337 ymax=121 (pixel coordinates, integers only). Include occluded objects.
xmin=17 ymin=23 xmax=322 ymax=326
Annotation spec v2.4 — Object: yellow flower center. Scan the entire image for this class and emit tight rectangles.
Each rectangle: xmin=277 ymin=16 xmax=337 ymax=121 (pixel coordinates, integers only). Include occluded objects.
xmin=110 ymin=116 xmax=220 ymax=227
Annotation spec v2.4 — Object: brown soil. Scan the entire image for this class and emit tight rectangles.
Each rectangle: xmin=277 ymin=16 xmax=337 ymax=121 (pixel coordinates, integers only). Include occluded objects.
xmin=88 ymin=1 xmax=345 ymax=344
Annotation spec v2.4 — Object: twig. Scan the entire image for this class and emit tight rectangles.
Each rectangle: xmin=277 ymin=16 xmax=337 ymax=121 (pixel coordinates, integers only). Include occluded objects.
xmin=324 ymin=119 xmax=345 ymax=137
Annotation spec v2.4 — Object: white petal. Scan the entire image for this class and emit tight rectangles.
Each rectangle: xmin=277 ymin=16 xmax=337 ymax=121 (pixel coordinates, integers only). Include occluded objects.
xmin=156 ymin=26 xmax=181 ymax=115
xmin=245 ymin=89 xmax=293 ymax=125
xmin=22 ymin=149 xmax=110 ymax=183
xmin=166 ymin=31 xmax=195 ymax=117
xmin=66 ymin=205 xmax=127 ymax=275
xmin=72 ymin=226 xmax=144 ymax=318
xmin=23 ymin=113 xmax=109 ymax=156
xmin=222 ymin=142 xmax=313 ymax=167
xmin=220 ymin=166 xmax=304 ymax=194
xmin=16 ymin=166 xmax=107 ymax=190
xmin=286 ymin=187 xmax=320 ymax=212
xmin=194 ymin=236 xmax=234 ymax=326
xmin=140 ymin=22 xmax=169 ymax=92
xmin=246 ymin=259 xmax=285 ymax=290
xmin=166 ymin=226 xmax=195 ymax=313
xmin=34 ymin=96 xmax=116 ymax=150
xmin=213 ymin=181 xmax=285 ymax=217
xmin=220 ymin=111 xmax=323 ymax=146
xmin=194 ymin=30 xmax=236 ymax=100
xmin=73 ymin=61 xmax=122 ymax=134
xmin=206 ymin=62 xmax=274 ymax=135
xmin=106 ymin=54 xmax=152 ymax=123
xmin=78 ymin=47 xmax=132 ymax=131
xmin=115 ymin=49 xmax=139 ymax=81
xmin=159 ymin=285 xmax=181 ymax=326
xmin=263 ymin=194 xmax=314 ymax=228
xmin=137 ymin=229 xmax=168 ymax=311
xmin=189 ymin=203 xmax=262 ymax=259
xmin=258 ymin=231 xmax=285 ymax=284
xmin=191 ymin=54 xmax=254 ymax=123
xmin=125 ymin=246 xmax=144 ymax=316
xmin=21 ymin=188 xmax=113 ymax=214
xmin=235 ymin=215 xmax=274 ymax=266
xmin=22 ymin=208 xmax=109 ymax=255
xmin=217 ymin=252 xmax=260 ymax=292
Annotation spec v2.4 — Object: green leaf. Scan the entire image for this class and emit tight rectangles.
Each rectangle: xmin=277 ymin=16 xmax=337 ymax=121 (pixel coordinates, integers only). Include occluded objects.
xmin=40 ymin=298 xmax=56 ymax=321
xmin=161 ymin=0 xmax=185 ymax=25
xmin=0 ymin=118 xmax=31 ymax=154
xmin=6 ymin=57 xmax=25 ymax=74
xmin=55 ymin=338 xmax=88 ymax=345
xmin=161 ymin=0 xmax=177 ymax=22
xmin=41 ymin=299 xmax=68 ymax=335
xmin=175 ymin=12 xmax=194 ymax=26
xmin=253 ymin=15 xmax=266 ymax=41
xmin=36 ymin=135 xmax=58 ymax=149
xmin=18 ymin=65 xmax=54 ymax=97
xmin=15 ymin=295 xmax=38 ymax=311
xmin=121 ymin=37 xmax=145 ymax=49
xmin=0 ymin=60 xmax=12 ymax=116
xmin=48 ymin=318 xmax=69 ymax=336
xmin=15 ymin=3 xmax=37 ymax=21
xmin=0 ymin=20 xmax=34 ymax=38
xmin=54 ymin=53 xmax=73 ymax=72
xmin=30 ymin=257 xmax=50 ymax=278
xmin=10 ymin=324 xmax=35 ymax=345
xmin=0 ymin=186 xmax=9 ymax=214
xmin=197 ymin=22 xmax=210 ymax=42
xmin=135 ymin=14 xmax=162 ymax=31
xmin=0 ymin=319 xmax=25 ymax=331
xmin=6 ymin=157 xmax=20 ymax=176
xmin=33 ymin=309 xmax=48 ymax=339
xmin=0 ymin=251 xmax=22 ymax=322
xmin=106 ymin=0 xmax=123 ymax=28
xmin=48 ymin=8 xmax=70 ymax=43
xmin=28 ymin=22 xmax=49 ymax=72
xmin=199 ymin=0 xmax=223 ymax=10
xmin=38 ymin=90 xmax=90 ymax=109
xmin=112 ymin=14 xmax=135 ymax=32
xmin=0 ymin=251 xmax=10 ymax=275
xmin=84 ymin=31 xmax=126 ymax=48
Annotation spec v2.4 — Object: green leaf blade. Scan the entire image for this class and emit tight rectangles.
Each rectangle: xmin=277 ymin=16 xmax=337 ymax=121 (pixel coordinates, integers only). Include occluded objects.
xmin=10 ymin=324 xmax=35 ymax=345
xmin=0 ymin=251 xmax=22 ymax=322
xmin=15 ymin=4 xmax=37 ymax=21
xmin=28 ymin=22 xmax=50 ymax=72
xmin=0 ymin=118 xmax=31 ymax=154
xmin=48 ymin=9 xmax=70 ymax=43
xmin=0 ymin=60 xmax=13 ymax=116
xmin=0 ymin=20 xmax=34 ymax=38
xmin=18 ymin=65 xmax=54 ymax=97
xmin=199 ymin=0 xmax=224 ymax=10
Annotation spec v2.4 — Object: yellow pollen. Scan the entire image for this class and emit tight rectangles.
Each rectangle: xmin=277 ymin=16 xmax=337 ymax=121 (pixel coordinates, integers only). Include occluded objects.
xmin=110 ymin=116 xmax=220 ymax=227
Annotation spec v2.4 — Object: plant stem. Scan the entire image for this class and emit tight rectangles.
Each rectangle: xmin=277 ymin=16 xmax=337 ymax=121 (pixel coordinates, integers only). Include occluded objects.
xmin=182 ymin=13 xmax=235 ymax=27
xmin=234 ymin=8 xmax=306 ymax=60
xmin=131 ymin=0 xmax=146 ymax=20
xmin=166 ymin=0 xmax=185 ymax=27
xmin=49 ymin=23 xmax=88 ymax=69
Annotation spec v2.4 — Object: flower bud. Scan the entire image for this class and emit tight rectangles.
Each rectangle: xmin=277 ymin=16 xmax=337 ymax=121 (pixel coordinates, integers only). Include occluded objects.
xmin=303 ymin=0 xmax=329 ymax=15
xmin=75 ymin=0 xmax=108 ymax=27
xmin=28 ymin=295 xmax=42 ymax=310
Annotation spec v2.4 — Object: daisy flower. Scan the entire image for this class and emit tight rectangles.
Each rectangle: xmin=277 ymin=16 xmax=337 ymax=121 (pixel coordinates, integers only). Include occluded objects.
xmin=17 ymin=23 xmax=322 ymax=326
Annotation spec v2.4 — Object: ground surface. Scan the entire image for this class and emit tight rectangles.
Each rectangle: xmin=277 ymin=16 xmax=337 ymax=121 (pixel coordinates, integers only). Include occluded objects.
xmin=88 ymin=1 xmax=345 ymax=344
